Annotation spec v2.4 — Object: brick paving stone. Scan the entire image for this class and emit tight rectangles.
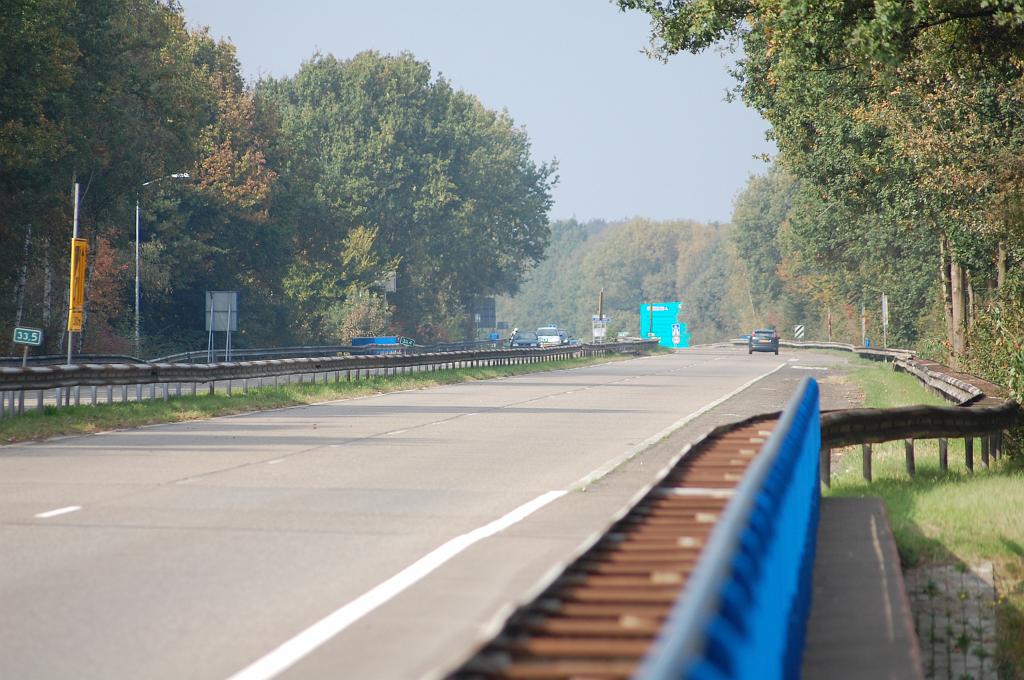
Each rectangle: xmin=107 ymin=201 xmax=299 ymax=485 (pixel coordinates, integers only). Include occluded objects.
xmin=905 ymin=562 xmax=998 ymax=679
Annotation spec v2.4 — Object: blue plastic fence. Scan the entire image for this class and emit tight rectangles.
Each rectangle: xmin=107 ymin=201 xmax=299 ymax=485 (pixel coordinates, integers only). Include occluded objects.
xmin=638 ymin=376 xmax=822 ymax=680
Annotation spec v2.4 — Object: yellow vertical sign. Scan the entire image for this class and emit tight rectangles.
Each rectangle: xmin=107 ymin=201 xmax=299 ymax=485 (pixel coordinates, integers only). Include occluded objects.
xmin=67 ymin=237 xmax=88 ymax=332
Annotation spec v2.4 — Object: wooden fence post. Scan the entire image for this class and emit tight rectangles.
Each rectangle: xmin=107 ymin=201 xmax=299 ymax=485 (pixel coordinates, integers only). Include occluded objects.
xmin=905 ymin=438 xmax=915 ymax=477
xmin=862 ymin=443 xmax=872 ymax=482
xmin=820 ymin=447 xmax=831 ymax=488
xmin=981 ymin=435 xmax=990 ymax=469
xmin=939 ymin=438 xmax=948 ymax=471
xmin=965 ymin=437 xmax=974 ymax=473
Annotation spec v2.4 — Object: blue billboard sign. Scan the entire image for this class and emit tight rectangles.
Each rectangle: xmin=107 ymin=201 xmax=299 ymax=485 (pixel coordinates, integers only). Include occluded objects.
xmin=640 ymin=302 xmax=690 ymax=348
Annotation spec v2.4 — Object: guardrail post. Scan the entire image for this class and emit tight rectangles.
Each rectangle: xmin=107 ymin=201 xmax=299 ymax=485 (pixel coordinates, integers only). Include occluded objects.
xmin=904 ymin=438 xmax=915 ymax=477
xmin=37 ymin=390 xmax=44 ymax=412
xmin=90 ymin=386 xmax=97 ymax=406
xmin=862 ymin=443 xmax=872 ymax=482
xmin=122 ymin=385 xmax=129 ymax=402
xmin=820 ymin=447 xmax=831 ymax=488
xmin=107 ymin=385 xmax=113 ymax=404
xmin=965 ymin=437 xmax=974 ymax=472
xmin=981 ymin=435 xmax=990 ymax=468
xmin=74 ymin=386 xmax=80 ymax=406
xmin=939 ymin=438 xmax=948 ymax=471
xmin=1 ymin=391 xmax=6 ymax=418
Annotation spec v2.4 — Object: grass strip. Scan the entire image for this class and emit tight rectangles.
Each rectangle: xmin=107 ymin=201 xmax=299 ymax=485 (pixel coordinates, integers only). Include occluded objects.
xmin=824 ymin=354 xmax=1024 ymax=674
xmin=0 ymin=353 xmax=639 ymax=445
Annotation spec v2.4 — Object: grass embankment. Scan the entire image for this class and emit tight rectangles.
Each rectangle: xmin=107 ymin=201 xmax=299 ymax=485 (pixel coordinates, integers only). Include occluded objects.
xmin=0 ymin=353 xmax=638 ymax=445
xmin=827 ymin=356 xmax=1024 ymax=673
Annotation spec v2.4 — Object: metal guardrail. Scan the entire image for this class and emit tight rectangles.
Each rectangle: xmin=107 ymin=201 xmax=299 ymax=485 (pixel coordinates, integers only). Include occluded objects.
xmin=150 ymin=339 xmax=502 ymax=364
xmin=639 ymin=377 xmax=822 ymax=680
xmin=453 ymin=341 xmax=1018 ymax=679
xmin=0 ymin=341 xmax=658 ymax=417
xmin=0 ymin=353 xmax=147 ymax=367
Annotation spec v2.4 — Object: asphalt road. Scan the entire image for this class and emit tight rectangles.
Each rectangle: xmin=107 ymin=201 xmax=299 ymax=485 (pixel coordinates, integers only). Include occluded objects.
xmin=0 ymin=346 xmax=854 ymax=679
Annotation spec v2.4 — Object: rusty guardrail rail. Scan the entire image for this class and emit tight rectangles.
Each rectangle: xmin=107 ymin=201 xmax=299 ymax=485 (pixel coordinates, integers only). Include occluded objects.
xmin=734 ymin=337 xmax=1021 ymax=482
xmin=0 ymin=341 xmax=658 ymax=418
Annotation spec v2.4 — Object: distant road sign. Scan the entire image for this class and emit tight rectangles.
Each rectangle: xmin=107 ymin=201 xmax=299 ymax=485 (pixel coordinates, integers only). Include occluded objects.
xmin=794 ymin=324 xmax=806 ymax=339
xmin=13 ymin=327 xmax=43 ymax=346
xmin=398 ymin=336 xmax=416 ymax=347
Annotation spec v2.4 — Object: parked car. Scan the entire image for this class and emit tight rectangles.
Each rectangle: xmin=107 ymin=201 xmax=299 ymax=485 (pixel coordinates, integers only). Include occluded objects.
xmin=748 ymin=328 xmax=779 ymax=355
xmin=511 ymin=331 xmax=540 ymax=348
xmin=536 ymin=326 xmax=562 ymax=347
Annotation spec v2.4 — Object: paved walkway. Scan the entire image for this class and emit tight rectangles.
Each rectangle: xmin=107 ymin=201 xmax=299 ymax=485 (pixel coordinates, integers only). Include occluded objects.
xmin=803 ymin=497 xmax=924 ymax=679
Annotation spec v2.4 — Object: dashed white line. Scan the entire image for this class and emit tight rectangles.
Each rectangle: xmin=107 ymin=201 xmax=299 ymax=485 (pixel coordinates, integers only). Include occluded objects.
xmin=34 ymin=505 xmax=82 ymax=519
xmin=266 ymin=459 xmax=285 ymax=465
xmin=224 ymin=490 xmax=566 ymax=680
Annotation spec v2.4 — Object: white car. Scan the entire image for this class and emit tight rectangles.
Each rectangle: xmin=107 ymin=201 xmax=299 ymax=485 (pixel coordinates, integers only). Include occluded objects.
xmin=536 ymin=326 xmax=562 ymax=347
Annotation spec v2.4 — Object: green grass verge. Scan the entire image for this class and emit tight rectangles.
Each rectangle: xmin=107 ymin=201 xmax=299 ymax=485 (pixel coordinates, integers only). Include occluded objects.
xmin=0 ymin=353 xmax=638 ymax=445
xmin=826 ymin=355 xmax=1024 ymax=674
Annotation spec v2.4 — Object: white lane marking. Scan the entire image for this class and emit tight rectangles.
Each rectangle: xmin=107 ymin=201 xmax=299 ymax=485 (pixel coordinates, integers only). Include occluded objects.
xmin=266 ymin=459 xmax=285 ymax=465
xmin=225 ymin=490 xmax=567 ymax=680
xmin=387 ymin=429 xmax=408 ymax=436
xmin=571 ymin=361 xmax=790 ymax=490
xmin=791 ymin=366 xmax=829 ymax=371
xmin=34 ymin=505 xmax=82 ymax=519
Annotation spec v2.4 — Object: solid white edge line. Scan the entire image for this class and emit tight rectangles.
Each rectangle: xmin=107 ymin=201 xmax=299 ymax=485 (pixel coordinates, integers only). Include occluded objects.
xmin=570 ymin=360 xmax=790 ymax=490
xmin=34 ymin=505 xmax=82 ymax=519
xmin=224 ymin=490 xmax=567 ymax=680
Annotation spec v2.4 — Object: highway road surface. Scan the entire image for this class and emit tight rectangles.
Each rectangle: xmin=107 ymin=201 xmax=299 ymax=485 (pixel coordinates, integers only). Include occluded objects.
xmin=0 ymin=347 xmax=840 ymax=679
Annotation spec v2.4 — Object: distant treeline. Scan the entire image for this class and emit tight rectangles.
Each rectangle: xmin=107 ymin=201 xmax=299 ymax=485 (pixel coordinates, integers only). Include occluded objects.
xmin=1 ymin=1 xmax=555 ymax=356
xmin=499 ymin=217 xmax=765 ymax=344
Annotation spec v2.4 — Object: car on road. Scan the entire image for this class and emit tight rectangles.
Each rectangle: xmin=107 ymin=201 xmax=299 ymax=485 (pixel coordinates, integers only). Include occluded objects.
xmin=536 ymin=326 xmax=563 ymax=347
xmin=511 ymin=331 xmax=540 ymax=348
xmin=748 ymin=328 xmax=779 ymax=355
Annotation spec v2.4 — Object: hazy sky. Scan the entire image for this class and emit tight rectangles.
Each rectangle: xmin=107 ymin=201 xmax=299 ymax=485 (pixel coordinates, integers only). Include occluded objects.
xmin=179 ymin=0 xmax=774 ymax=224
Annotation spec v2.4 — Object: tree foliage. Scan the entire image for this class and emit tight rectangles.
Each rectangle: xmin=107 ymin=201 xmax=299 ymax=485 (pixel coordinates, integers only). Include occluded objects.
xmin=500 ymin=218 xmax=748 ymax=343
xmin=622 ymin=0 xmax=1024 ymax=381
xmin=1 ymin=6 xmax=555 ymax=355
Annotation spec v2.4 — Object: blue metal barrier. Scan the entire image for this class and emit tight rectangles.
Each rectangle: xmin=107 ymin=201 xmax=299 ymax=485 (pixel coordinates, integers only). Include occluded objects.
xmin=638 ymin=377 xmax=822 ymax=680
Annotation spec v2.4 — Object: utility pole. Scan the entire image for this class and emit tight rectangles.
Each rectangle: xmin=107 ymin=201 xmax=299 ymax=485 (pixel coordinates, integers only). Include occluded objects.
xmin=67 ymin=181 xmax=80 ymax=366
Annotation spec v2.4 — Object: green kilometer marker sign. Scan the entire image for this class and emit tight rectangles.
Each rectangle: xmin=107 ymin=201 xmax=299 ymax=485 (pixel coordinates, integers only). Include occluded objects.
xmin=13 ymin=327 xmax=43 ymax=346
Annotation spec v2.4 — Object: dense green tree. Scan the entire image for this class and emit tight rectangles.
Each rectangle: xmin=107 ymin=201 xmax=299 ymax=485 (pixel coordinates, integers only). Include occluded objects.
xmin=261 ymin=52 xmax=556 ymax=342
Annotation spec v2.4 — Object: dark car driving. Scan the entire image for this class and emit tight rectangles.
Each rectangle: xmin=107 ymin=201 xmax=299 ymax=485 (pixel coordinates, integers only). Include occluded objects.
xmin=748 ymin=328 xmax=779 ymax=355
xmin=510 ymin=331 xmax=540 ymax=348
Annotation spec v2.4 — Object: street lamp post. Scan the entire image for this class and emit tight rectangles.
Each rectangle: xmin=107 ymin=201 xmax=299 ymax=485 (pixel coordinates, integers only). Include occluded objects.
xmin=136 ymin=172 xmax=189 ymax=357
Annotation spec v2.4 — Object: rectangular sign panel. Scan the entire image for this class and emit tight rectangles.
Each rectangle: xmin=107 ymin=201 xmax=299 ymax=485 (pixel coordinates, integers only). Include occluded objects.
xmin=205 ymin=291 xmax=238 ymax=332
xmin=13 ymin=327 xmax=43 ymax=346
xmin=639 ymin=301 xmax=690 ymax=348
xmin=67 ymin=237 xmax=88 ymax=332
